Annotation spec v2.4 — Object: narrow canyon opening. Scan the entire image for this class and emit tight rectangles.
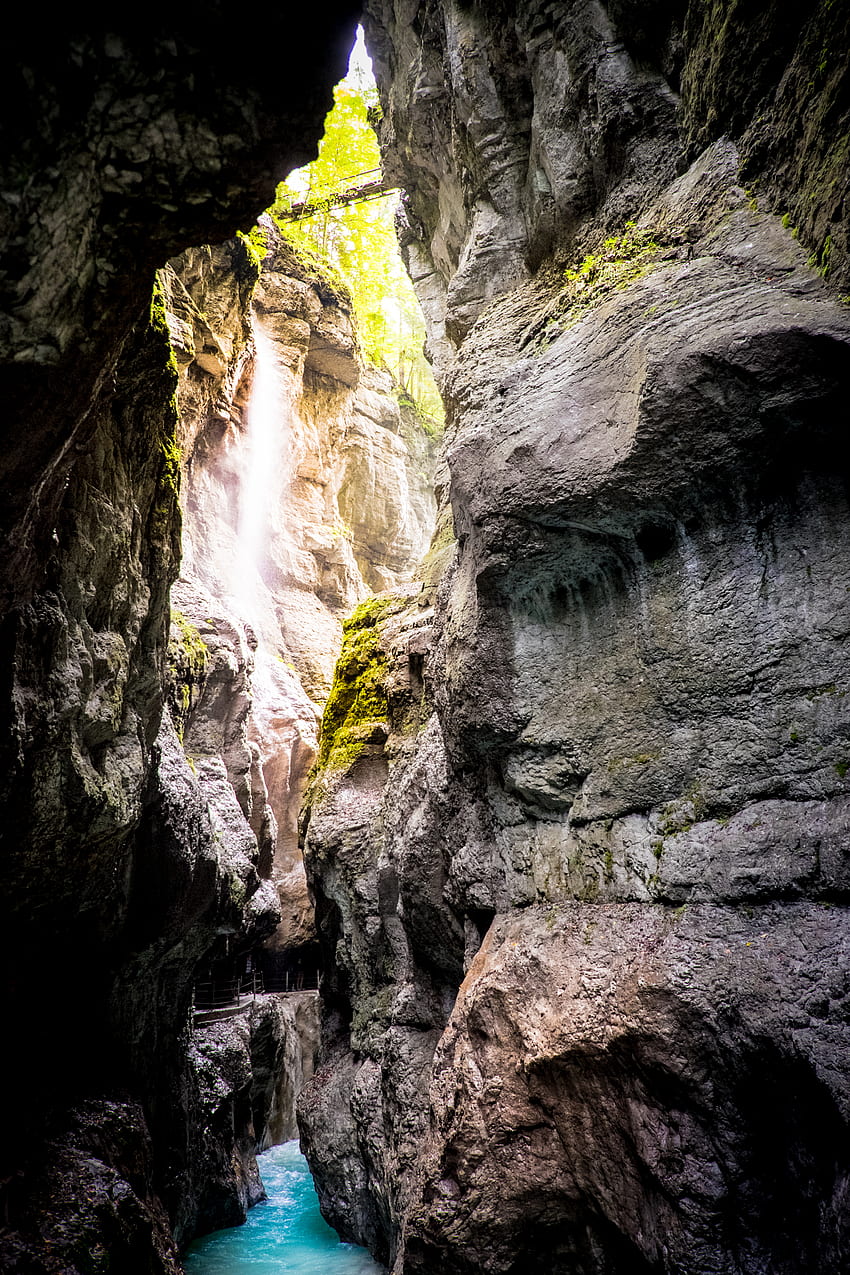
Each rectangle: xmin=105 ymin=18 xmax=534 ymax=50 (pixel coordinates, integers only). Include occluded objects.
xmin=162 ymin=26 xmax=441 ymax=1267
xmin=2 ymin=6 xmax=850 ymax=1275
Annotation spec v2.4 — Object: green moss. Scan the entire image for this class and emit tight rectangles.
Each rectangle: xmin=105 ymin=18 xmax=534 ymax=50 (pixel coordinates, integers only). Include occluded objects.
xmin=607 ymin=751 xmax=657 ymax=773
xmin=835 ymin=760 xmax=849 ymax=780
xmin=168 ymin=609 xmax=209 ymax=741
xmin=314 ymin=595 xmax=393 ymax=776
xmin=150 ymin=273 xmax=180 ymax=377
xmin=657 ymin=783 xmax=707 ymax=838
xmin=171 ymin=609 xmax=208 ymax=668
xmin=267 ymin=224 xmax=352 ymax=308
xmin=558 ymin=222 xmax=662 ymax=327
xmin=351 ymin=985 xmax=394 ymax=1043
xmin=146 ymin=274 xmax=181 ymax=546
xmin=820 ymin=234 xmax=832 ymax=278
xmin=420 ymin=506 xmax=457 ymax=597
xmin=236 ymin=225 xmax=267 ymax=279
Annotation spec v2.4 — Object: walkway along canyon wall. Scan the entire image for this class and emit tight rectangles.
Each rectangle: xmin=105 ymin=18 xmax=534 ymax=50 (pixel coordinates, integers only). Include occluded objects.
xmin=298 ymin=4 xmax=850 ymax=1274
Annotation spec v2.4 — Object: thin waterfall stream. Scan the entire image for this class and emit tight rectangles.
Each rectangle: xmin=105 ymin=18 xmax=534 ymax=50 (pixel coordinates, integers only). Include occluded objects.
xmin=231 ymin=317 xmax=287 ymax=631
xmin=183 ymin=1142 xmax=384 ymax=1274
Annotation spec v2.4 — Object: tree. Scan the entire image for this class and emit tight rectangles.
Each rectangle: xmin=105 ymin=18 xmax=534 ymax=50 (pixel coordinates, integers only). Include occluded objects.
xmin=272 ymin=50 xmax=443 ymax=424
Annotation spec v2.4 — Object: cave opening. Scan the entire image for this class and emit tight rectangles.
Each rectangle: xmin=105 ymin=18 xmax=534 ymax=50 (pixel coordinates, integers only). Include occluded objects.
xmin=4 ymin=3 xmax=850 ymax=1274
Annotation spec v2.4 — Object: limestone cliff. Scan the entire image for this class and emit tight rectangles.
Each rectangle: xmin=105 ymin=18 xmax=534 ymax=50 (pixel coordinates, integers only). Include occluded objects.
xmin=300 ymin=4 xmax=850 ymax=1273
xmin=2 ymin=5 xmax=849 ymax=1272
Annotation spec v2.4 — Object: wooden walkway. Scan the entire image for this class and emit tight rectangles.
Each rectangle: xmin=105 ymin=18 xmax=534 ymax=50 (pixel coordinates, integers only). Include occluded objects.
xmin=277 ymin=168 xmax=398 ymax=221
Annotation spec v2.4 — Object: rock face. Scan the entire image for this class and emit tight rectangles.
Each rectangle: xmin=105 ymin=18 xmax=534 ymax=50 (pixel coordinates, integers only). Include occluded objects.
xmin=299 ymin=4 xmax=850 ymax=1274
xmin=179 ymin=224 xmax=438 ymax=700
xmin=0 ymin=7 xmax=361 ymax=1270
xmin=251 ymin=992 xmax=322 ymax=1148
xmin=3 ymin=4 xmax=849 ymax=1272
xmin=185 ymin=991 xmax=320 ymax=1237
xmin=169 ymin=221 xmax=439 ymax=962
xmin=141 ymin=179 xmax=437 ymax=1250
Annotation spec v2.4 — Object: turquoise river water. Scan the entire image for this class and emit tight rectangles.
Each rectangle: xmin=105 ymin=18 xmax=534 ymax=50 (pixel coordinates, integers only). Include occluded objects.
xmin=183 ymin=1141 xmax=385 ymax=1275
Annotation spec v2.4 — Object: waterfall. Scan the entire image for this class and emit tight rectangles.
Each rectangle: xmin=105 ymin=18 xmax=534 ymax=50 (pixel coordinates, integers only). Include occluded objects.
xmin=232 ymin=318 xmax=286 ymax=626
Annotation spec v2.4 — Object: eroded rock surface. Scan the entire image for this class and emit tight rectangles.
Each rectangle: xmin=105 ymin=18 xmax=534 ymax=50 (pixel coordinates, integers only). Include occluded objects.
xmin=0 ymin=7 xmax=359 ymax=1270
xmin=170 ymin=220 xmax=439 ymax=960
xmin=405 ymin=901 xmax=850 ymax=1275
xmin=300 ymin=4 xmax=850 ymax=1273
xmin=185 ymin=992 xmax=320 ymax=1237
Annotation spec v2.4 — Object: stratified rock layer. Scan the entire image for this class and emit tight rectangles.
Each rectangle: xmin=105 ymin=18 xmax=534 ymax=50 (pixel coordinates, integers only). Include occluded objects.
xmin=300 ymin=4 xmax=850 ymax=1273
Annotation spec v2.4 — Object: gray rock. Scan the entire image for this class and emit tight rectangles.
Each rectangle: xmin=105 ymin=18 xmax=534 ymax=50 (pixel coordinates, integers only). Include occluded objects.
xmin=302 ymin=4 xmax=850 ymax=1273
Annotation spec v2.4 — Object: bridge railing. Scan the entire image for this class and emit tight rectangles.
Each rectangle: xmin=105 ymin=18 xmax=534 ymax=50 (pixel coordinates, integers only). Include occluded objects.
xmin=192 ymin=971 xmax=264 ymax=1011
xmin=260 ymin=968 xmax=319 ymax=994
xmin=275 ymin=168 xmax=398 ymax=221
xmin=192 ymin=969 xmax=319 ymax=1013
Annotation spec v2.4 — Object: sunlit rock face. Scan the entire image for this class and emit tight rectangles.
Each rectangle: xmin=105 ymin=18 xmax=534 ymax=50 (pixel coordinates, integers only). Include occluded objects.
xmin=149 ymin=215 xmax=438 ymax=1252
xmin=167 ymin=221 xmax=438 ymax=962
xmin=300 ymin=3 xmax=850 ymax=1272
xmin=0 ymin=6 xmax=360 ymax=1271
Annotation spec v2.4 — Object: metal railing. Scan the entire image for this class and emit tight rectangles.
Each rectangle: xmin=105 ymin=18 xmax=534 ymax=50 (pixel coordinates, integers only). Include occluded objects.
xmin=193 ymin=971 xmax=264 ymax=1012
xmin=192 ymin=969 xmax=319 ymax=1016
xmin=260 ymin=968 xmax=319 ymax=994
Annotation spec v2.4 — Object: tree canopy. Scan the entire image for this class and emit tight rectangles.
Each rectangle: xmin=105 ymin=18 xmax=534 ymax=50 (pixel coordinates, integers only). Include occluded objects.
xmin=271 ymin=42 xmax=443 ymax=424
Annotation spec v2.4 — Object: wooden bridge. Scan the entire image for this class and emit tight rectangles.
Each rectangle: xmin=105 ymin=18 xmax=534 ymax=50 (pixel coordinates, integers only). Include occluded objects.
xmin=276 ymin=167 xmax=398 ymax=221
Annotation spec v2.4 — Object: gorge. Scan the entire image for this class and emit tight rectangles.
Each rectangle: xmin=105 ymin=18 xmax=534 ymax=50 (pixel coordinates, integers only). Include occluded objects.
xmin=2 ymin=4 xmax=850 ymax=1274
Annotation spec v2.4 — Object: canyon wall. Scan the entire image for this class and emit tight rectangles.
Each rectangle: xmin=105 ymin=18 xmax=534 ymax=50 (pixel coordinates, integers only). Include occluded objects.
xmin=2 ymin=4 xmax=848 ymax=1273
xmin=299 ymin=4 xmax=850 ymax=1273
xmin=0 ymin=8 xmax=361 ymax=1270
xmin=166 ymin=218 xmax=438 ymax=978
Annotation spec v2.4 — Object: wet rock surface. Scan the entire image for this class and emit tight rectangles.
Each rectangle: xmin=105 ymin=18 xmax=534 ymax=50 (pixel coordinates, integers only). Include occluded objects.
xmin=300 ymin=3 xmax=850 ymax=1273
xmin=185 ymin=993 xmax=319 ymax=1239
xmin=3 ymin=2 xmax=850 ymax=1272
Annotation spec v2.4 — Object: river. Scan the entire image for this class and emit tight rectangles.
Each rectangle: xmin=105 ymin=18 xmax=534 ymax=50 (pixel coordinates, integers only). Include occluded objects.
xmin=183 ymin=1141 xmax=385 ymax=1275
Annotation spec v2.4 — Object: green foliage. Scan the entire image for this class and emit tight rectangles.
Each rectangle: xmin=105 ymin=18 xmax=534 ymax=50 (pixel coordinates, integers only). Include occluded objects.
xmin=561 ymin=222 xmax=661 ymax=320
xmin=271 ymin=48 xmax=443 ymax=424
xmin=313 ymin=595 xmax=393 ymax=775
